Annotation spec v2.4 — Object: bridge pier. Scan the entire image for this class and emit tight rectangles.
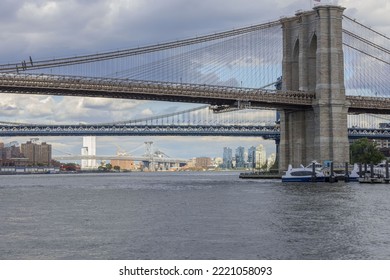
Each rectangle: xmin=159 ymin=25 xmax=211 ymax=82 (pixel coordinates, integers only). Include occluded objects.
xmin=279 ymin=110 xmax=315 ymax=168
xmin=279 ymin=5 xmax=349 ymax=171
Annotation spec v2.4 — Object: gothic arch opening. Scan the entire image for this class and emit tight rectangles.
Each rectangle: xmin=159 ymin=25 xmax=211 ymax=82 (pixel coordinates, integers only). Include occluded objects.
xmin=291 ymin=39 xmax=300 ymax=91
xmin=308 ymin=34 xmax=317 ymax=91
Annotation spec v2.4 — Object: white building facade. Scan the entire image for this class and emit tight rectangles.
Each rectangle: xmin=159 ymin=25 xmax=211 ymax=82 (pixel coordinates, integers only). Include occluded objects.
xmin=81 ymin=136 xmax=98 ymax=170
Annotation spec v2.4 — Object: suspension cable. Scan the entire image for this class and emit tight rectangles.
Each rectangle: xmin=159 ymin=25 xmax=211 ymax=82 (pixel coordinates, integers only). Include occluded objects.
xmin=0 ymin=20 xmax=281 ymax=73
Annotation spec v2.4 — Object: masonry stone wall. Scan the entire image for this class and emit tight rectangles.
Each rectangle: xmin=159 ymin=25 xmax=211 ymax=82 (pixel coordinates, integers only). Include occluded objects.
xmin=279 ymin=5 xmax=350 ymax=170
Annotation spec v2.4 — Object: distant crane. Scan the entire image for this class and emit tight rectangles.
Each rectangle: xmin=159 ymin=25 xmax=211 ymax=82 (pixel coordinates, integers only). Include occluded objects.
xmin=114 ymin=144 xmax=129 ymax=156
xmin=30 ymin=138 xmax=39 ymax=143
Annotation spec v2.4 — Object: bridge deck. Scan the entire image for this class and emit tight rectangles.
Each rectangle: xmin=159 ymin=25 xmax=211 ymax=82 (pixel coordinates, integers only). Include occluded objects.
xmin=1 ymin=123 xmax=390 ymax=139
xmin=0 ymin=74 xmax=389 ymax=113
xmin=0 ymin=74 xmax=312 ymax=109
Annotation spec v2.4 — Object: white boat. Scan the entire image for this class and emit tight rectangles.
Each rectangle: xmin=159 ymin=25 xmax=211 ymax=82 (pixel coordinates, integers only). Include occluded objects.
xmin=282 ymin=161 xmax=326 ymax=182
xmin=373 ymin=162 xmax=389 ymax=177
xmin=345 ymin=163 xmax=360 ymax=181
xmin=353 ymin=162 xmax=389 ymax=179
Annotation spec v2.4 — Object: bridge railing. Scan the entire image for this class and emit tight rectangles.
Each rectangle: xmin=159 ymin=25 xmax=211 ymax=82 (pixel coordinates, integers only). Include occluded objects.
xmin=0 ymin=73 xmax=315 ymax=108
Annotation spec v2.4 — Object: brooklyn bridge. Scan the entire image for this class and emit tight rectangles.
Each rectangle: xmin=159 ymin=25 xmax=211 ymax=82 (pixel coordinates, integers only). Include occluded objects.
xmin=0 ymin=5 xmax=389 ymax=170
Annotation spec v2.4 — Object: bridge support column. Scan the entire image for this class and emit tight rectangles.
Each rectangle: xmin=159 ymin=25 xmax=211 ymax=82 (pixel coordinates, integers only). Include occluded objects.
xmin=279 ymin=5 xmax=349 ymax=171
xmin=279 ymin=110 xmax=315 ymax=169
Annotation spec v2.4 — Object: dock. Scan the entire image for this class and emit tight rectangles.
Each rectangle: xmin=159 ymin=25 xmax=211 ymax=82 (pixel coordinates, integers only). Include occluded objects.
xmin=239 ymin=162 xmax=390 ymax=183
xmin=358 ymin=177 xmax=384 ymax=184
xmin=358 ymin=177 xmax=390 ymax=184
xmin=357 ymin=162 xmax=390 ymax=184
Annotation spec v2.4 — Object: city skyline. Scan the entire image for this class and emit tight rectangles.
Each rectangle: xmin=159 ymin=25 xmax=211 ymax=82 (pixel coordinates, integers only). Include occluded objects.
xmin=0 ymin=0 xmax=388 ymax=157
xmin=0 ymin=137 xmax=275 ymax=163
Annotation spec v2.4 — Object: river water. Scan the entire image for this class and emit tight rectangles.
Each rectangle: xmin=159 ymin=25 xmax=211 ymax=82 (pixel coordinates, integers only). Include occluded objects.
xmin=1 ymin=172 xmax=390 ymax=260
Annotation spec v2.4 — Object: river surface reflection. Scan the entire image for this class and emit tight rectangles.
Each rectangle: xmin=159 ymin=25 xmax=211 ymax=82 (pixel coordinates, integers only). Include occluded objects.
xmin=1 ymin=172 xmax=389 ymax=259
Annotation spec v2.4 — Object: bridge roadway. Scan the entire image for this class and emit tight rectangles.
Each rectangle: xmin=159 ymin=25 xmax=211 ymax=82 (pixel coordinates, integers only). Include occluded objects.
xmin=0 ymin=124 xmax=280 ymax=139
xmin=0 ymin=74 xmax=390 ymax=113
xmin=0 ymin=73 xmax=312 ymax=110
xmin=1 ymin=122 xmax=390 ymax=139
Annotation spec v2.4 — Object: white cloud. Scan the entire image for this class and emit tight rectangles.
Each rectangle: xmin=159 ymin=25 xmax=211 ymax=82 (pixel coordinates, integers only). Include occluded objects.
xmin=339 ymin=0 xmax=390 ymax=35
xmin=0 ymin=94 xmax=147 ymax=123
xmin=140 ymin=108 xmax=153 ymax=116
xmin=2 ymin=0 xmax=385 ymax=59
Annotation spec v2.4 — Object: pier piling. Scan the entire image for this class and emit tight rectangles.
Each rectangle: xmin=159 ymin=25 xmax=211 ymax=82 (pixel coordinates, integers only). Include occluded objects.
xmin=311 ymin=163 xmax=316 ymax=182
xmin=370 ymin=163 xmax=374 ymax=179
xmin=344 ymin=162 xmax=349 ymax=182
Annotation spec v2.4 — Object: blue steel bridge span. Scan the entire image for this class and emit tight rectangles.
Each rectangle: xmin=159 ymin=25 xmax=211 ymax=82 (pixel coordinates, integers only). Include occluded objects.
xmin=2 ymin=123 xmax=390 ymax=140
xmin=2 ymin=103 xmax=390 ymax=139
xmin=0 ymin=123 xmax=280 ymax=139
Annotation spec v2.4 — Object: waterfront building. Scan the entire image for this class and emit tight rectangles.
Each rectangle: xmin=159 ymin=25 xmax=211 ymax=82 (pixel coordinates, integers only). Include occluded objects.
xmin=195 ymin=157 xmax=212 ymax=169
xmin=180 ymin=158 xmax=195 ymax=171
xmin=235 ymin=146 xmax=246 ymax=169
xmin=267 ymin=153 xmax=276 ymax=171
xmin=372 ymin=139 xmax=390 ymax=149
xmin=213 ymin=157 xmax=223 ymax=168
xmin=222 ymin=147 xmax=233 ymax=169
xmin=248 ymin=146 xmax=256 ymax=168
xmin=21 ymin=141 xmax=52 ymax=166
xmin=0 ymin=142 xmax=3 ymax=166
xmin=255 ymin=144 xmax=267 ymax=170
xmin=40 ymin=142 xmax=52 ymax=165
xmin=0 ymin=141 xmax=27 ymax=166
xmin=110 ymin=159 xmax=136 ymax=171
xmin=1 ymin=142 xmax=25 ymax=166
xmin=81 ymin=136 xmax=98 ymax=170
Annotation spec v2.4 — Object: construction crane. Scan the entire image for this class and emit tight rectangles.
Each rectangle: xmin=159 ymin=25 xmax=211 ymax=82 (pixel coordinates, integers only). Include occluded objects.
xmin=114 ymin=144 xmax=129 ymax=156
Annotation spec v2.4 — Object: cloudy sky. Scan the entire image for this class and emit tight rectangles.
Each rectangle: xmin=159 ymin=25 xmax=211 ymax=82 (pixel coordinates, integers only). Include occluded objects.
xmin=0 ymin=0 xmax=388 ymax=160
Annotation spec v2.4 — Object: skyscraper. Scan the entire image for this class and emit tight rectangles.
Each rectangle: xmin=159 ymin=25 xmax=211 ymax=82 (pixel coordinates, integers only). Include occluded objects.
xmin=267 ymin=153 xmax=276 ymax=171
xmin=235 ymin=146 xmax=245 ymax=168
xmin=81 ymin=136 xmax=97 ymax=170
xmin=248 ymin=146 xmax=256 ymax=168
xmin=222 ymin=147 xmax=233 ymax=169
xmin=255 ymin=144 xmax=267 ymax=170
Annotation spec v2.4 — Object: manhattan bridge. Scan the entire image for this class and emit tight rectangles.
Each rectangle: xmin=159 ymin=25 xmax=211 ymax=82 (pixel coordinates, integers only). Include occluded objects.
xmin=1 ymin=104 xmax=390 ymax=140
xmin=0 ymin=5 xmax=389 ymax=169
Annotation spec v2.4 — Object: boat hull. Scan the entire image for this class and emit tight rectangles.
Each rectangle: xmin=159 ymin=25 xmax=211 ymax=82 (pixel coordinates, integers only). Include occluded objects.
xmin=282 ymin=176 xmax=326 ymax=182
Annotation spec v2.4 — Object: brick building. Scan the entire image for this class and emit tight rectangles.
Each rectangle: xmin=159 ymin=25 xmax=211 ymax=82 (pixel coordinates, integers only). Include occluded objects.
xmin=110 ymin=159 xmax=136 ymax=171
xmin=21 ymin=141 xmax=52 ymax=166
xmin=195 ymin=157 xmax=212 ymax=169
xmin=0 ymin=142 xmax=27 ymax=166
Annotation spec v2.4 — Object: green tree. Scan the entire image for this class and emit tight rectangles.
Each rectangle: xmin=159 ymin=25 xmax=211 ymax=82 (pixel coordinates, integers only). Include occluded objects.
xmin=105 ymin=163 xmax=113 ymax=171
xmin=113 ymin=165 xmax=121 ymax=172
xmin=350 ymin=138 xmax=385 ymax=164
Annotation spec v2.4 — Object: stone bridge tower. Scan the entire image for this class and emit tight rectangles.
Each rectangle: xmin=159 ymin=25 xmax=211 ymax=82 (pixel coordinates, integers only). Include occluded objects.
xmin=279 ymin=5 xmax=350 ymax=170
